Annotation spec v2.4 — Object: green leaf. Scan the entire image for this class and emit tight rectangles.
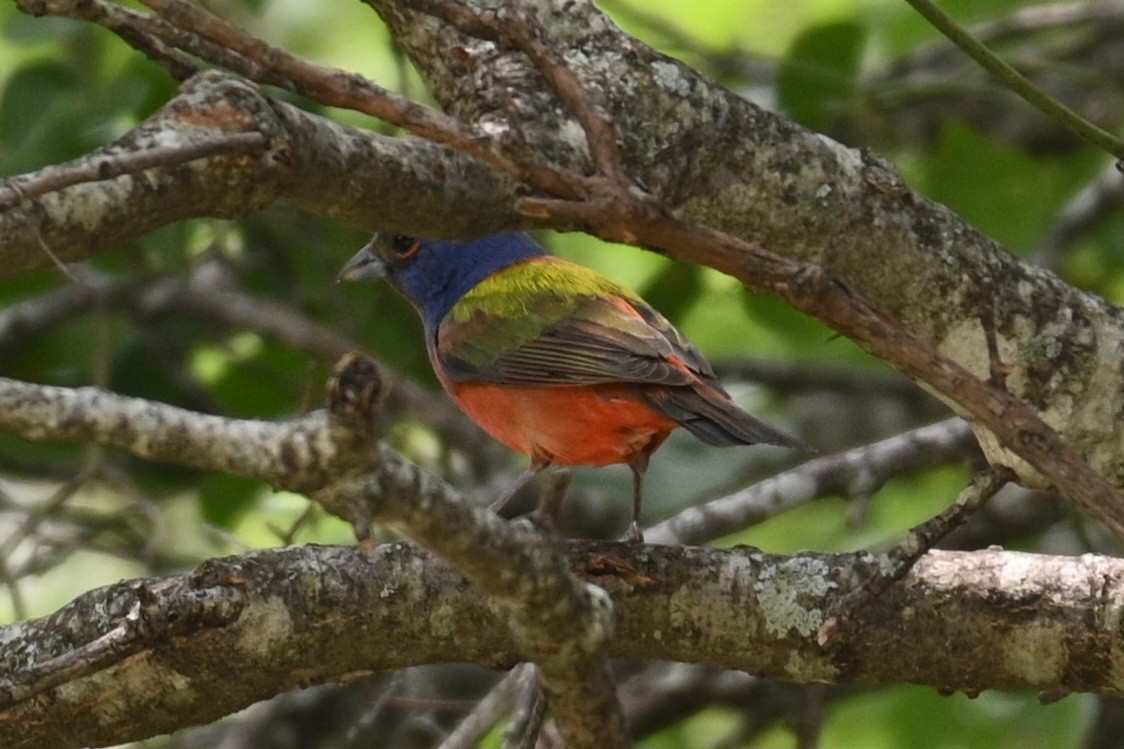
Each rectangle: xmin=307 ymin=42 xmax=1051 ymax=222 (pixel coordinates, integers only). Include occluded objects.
xmin=198 ymin=473 xmax=260 ymax=528
xmin=640 ymin=262 xmax=703 ymax=324
xmin=778 ymin=20 xmax=867 ymax=130
xmin=0 ymin=13 xmax=86 ymax=46
xmin=0 ymin=60 xmax=79 ymax=169
xmin=911 ymin=122 xmax=1101 ymax=253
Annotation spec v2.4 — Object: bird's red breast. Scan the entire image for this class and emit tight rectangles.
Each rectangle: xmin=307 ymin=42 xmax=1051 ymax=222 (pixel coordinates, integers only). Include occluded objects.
xmin=446 ymin=381 xmax=676 ymax=466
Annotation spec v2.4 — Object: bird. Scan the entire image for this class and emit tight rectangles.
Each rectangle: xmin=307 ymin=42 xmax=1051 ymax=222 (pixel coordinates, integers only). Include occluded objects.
xmin=338 ymin=231 xmax=807 ymax=539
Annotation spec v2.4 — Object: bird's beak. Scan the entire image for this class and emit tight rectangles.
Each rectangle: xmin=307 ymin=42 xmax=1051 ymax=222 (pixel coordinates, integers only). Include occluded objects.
xmin=337 ymin=242 xmax=387 ymax=283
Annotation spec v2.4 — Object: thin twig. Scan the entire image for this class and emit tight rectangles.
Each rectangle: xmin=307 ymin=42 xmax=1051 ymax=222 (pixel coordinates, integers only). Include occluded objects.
xmin=16 ymin=0 xmax=249 ymax=80
xmin=432 ymin=0 xmax=1124 ymax=534
xmin=18 ymin=0 xmax=1124 ymax=530
xmin=437 ymin=664 xmax=533 ymax=749
xmin=969 ymin=1 xmax=1124 ymax=45
xmin=903 ymin=0 xmax=1124 ymax=159
xmin=0 ymin=476 xmax=89 ymax=560
xmin=713 ymin=357 xmax=936 ymax=403
xmin=416 ymin=1 xmax=625 ymax=182
xmin=816 ymin=465 xmax=1014 ymax=644
xmin=0 ymin=603 xmax=148 ymax=707
xmin=539 ymin=469 xmax=572 ymax=527
xmin=502 ymin=666 xmax=547 ymax=749
xmin=645 ymin=418 xmax=978 ymax=546
xmin=346 ymin=673 xmax=405 ymax=743
xmin=518 ymin=195 xmax=1124 ymax=537
xmin=0 ymin=555 xmax=27 ymax=622
xmin=30 ymin=226 xmax=82 ymax=286
xmin=269 ymin=502 xmax=318 ymax=546
xmin=132 ymin=0 xmax=583 ymax=198
xmin=0 ymin=132 xmax=268 ymax=206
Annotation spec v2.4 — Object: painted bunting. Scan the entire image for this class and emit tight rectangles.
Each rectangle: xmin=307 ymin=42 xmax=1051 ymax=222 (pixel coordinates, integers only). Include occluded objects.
xmin=339 ymin=232 xmax=806 ymax=538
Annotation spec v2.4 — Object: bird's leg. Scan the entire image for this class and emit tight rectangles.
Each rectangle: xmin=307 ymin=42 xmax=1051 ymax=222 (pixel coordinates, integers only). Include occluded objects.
xmin=624 ymin=453 xmax=650 ymax=542
xmin=489 ymin=456 xmax=551 ymax=514
xmin=538 ymin=469 xmax=573 ymax=528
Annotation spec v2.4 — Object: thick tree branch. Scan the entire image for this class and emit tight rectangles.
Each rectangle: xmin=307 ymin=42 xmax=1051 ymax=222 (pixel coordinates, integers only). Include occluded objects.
xmin=0 ymin=70 xmax=525 ymax=276
xmin=1 ymin=541 xmax=1122 ymax=749
xmin=0 ymin=374 xmax=1117 ymax=745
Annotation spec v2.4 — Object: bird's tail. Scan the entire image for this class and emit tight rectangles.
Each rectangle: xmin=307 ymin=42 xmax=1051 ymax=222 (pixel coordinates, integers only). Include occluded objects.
xmin=644 ymin=386 xmax=810 ymax=450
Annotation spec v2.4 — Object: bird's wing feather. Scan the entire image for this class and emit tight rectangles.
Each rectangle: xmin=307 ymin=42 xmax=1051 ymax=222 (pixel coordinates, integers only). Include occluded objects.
xmin=437 ymin=284 xmax=700 ymax=387
xmin=628 ymin=299 xmax=720 ymax=384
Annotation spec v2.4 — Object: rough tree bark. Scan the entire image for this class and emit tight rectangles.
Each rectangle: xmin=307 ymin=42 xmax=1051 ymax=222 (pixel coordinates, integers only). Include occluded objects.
xmin=3 ymin=542 xmax=1123 ymax=749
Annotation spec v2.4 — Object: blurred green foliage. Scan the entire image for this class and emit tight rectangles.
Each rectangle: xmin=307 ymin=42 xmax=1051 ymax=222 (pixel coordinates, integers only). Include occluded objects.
xmin=1 ymin=0 xmax=1118 ymax=746
xmin=778 ymin=20 xmax=867 ymax=131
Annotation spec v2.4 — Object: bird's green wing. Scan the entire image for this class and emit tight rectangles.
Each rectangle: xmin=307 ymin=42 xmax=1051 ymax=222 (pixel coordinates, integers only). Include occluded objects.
xmin=435 ymin=259 xmax=704 ymax=387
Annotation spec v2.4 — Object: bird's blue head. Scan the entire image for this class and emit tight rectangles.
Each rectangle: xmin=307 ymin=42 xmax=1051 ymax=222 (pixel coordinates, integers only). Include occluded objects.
xmin=338 ymin=231 xmax=549 ymax=331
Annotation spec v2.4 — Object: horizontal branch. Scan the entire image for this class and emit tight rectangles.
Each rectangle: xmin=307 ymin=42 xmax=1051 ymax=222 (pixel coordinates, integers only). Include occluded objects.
xmin=0 ymin=375 xmax=334 ymax=491
xmin=0 ymin=372 xmax=1118 ymax=747
xmin=0 ymin=70 xmax=526 ymax=277
xmin=3 ymin=2 xmax=1120 ymax=744
xmin=1 ymin=541 xmax=1121 ymax=748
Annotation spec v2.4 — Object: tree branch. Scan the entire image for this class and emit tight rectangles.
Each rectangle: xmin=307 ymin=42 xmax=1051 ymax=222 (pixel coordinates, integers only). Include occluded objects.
xmin=1 ymin=541 xmax=1122 ymax=748
xmin=0 ymin=70 xmax=525 ymax=276
xmin=3 ymin=2 xmax=1120 ymax=744
xmin=367 ymin=0 xmax=1124 ymax=501
xmin=15 ymin=0 xmax=1120 ymax=537
xmin=646 ymin=417 xmax=979 ymax=546
xmin=0 ymin=367 xmax=628 ymax=749
xmin=2 ymin=132 xmax=269 ymax=205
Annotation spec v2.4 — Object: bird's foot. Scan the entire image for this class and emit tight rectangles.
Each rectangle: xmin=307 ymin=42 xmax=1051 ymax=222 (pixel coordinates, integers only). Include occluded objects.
xmin=620 ymin=521 xmax=645 ymax=543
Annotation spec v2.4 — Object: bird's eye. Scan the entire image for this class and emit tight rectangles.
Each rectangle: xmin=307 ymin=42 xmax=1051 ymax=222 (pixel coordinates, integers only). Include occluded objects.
xmin=389 ymin=234 xmax=420 ymax=259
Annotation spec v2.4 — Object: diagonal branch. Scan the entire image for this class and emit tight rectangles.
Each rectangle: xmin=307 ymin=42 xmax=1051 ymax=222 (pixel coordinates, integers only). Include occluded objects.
xmin=437 ymin=1 xmax=1124 ymax=534
xmin=128 ymin=0 xmax=583 ymax=197
xmin=628 ymin=219 xmax=1124 ymax=535
xmin=407 ymin=0 xmax=625 ymax=182
xmin=9 ymin=0 xmax=1124 ymax=536
xmin=817 ymin=465 xmax=1014 ymax=643
xmin=903 ymin=0 xmax=1124 ymax=159
xmin=0 ymin=132 xmax=268 ymax=206
xmin=369 ymin=0 xmax=1124 ymax=517
xmin=646 ymin=417 xmax=979 ymax=546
